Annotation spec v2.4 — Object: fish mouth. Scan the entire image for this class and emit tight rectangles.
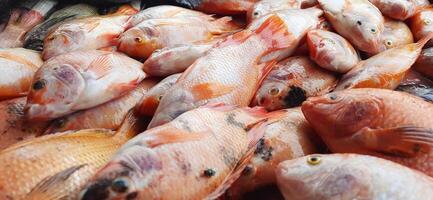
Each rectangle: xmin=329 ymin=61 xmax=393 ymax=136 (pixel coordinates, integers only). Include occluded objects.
xmin=24 ymin=104 xmax=52 ymax=122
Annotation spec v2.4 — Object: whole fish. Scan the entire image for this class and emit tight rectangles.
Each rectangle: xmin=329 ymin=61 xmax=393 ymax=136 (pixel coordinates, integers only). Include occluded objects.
xmin=196 ymin=0 xmax=260 ymax=15
xmin=80 ymin=104 xmax=283 ymax=200
xmin=42 ymin=12 xmax=131 ymax=60
xmin=0 ymin=112 xmax=142 ymax=200
xmin=369 ymin=0 xmax=430 ymax=20
xmin=148 ymin=15 xmax=294 ymax=128
xmin=118 ymin=16 xmax=239 ymax=59
xmin=225 ymin=108 xmax=323 ymax=200
xmin=302 ymin=88 xmax=433 ymax=176
xmin=335 ymin=34 xmax=432 ymax=91
xmin=45 ymin=79 xmax=158 ymax=134
xmin=410 ymin=6 xmax=433 ymax=47
xmin=307 ymin=30 xmax=360 ymax=73
xmin=247 ymin=0 xmax=318 ymax=22
xmin=0 ymin=48 xmax=44 ymax=100
xmin=413 ymin=47 xmax=433 ymax=79
xmin=143 ymin=44 xmax=213 ymax=77
xmin=253 ymin=56 xmax=337 ymax=111
xmin=276 ymin=154 xmax=433 ymax=200
xmin=137 ymin=73 xmax=181 ymax=116
xmin=25 ymin=50 xmax=146 ymax=121
xmin=318 ymin=0 xmax=385 ymax=54
xmin=0 ymin=97 xmax=49 ymax=151
xmin=24 ymin=4 xmax=99 ymax=51
xmin=0 ymin=0 xmax=57 ymax=48
xmin=377 ymin=18 xmax=414 ymax=52
xmin=128 ymin=5 xmax=213 ymax=27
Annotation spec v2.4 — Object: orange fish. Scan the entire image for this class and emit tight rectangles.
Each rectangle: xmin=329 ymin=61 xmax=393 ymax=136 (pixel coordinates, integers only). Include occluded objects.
xmin=118 ymin=16 xmax=238 ymax=59
xmin=307 ymin=29 xmax=360 ymax=73
xmin=148 ymin=15 xmax=295 ymax=128
xmin=377 ymin=18 xmax=414 ymax=51
xmin=0 ymin=97 xmax=49 ymax=151
xmin=369 ymin=0 xmax=430 ymax=20
xmin=410 ymin=6 xmax=433 ymax=48
xmin=44 ymin=78 xmax=158 ymax=134
xmin=196 ymin=0 xmax=260 ymax=15
xmin=413 ymin=47 xmax=433 ymax=79
xmin=302 ymin=88 xmax=433 ymax=177
xmin=136 ymin=73 xmax=181 ymax=116
xmin=0 ymin=48 xmax=43 ymax=100
xmin=225 ymin=107 xmax=324 ymax=200
xmin=0 ymin=112 xmax=142 ymax=200
xmin=25 ymin=50 xmax=146 ymax=121
xmin=253 ymin=56 xmax=337 ymax=111
xmin=335 ymin=34 xmax=433 ymax=91
xmin=247 ymin=0 xmax=319 ymax=22
xmin=80 ymin=104 xmax=284 ymax=200
xmin=276 ymin=154 xmax=433 ymax=200
xmin=318 ymin=0 xmax=385 ymax=54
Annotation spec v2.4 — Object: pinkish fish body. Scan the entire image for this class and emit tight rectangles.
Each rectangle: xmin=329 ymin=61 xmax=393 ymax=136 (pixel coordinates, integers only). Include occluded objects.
xmin=369 ymin=0 xmax=430 ymax=20
xmin=0 ymin=9 xmax=44 ymax=48
xmin=378 ymin=18 xmax=414 ymax=51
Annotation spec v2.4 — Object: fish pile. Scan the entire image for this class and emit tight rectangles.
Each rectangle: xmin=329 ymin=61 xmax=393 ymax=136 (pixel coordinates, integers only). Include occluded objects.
xmin=0 ymin=0 xmax=433 ymax=199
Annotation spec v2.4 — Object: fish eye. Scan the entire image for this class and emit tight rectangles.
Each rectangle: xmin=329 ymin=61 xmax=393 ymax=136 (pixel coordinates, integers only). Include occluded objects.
xmin=307 ymin=156 xmax=322 ymax=166
xmin=423 ymin=19 xmax=431 ymax=25
xmin=385 ymin=40 xmax=393 ymax=47
xmin=329 ymin=94 xmax=338 ymax=100
xmin=32 ymin=79 xmax=46 ymax=90
xmin=157 ymin=95 xmax=163 ymax=101
xmin=268 ymin=88 xmax=280 ymax=96
xmin=111 ymin=178 xmax=129 ymax=193
xmin=54 ymin=118 xmax=67 ymax=128
xmin=47 ymin=35 xmax=55 ymax=41
xmin=253 ymin=11 xmax=260 ymax=16
xmin=356 ymin=21 xmax=362 ymax=26
xmin=134 ymin=37 xmax=143 ymax=43
xmin=370 ymin=28 xmax=377 ymax=33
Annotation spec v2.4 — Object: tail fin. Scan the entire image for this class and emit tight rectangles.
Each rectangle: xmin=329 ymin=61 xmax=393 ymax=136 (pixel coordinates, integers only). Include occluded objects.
xmin=254 ymin=15 xmax=291 ymax=50
xmin=114 ymin=109 xmax=146 ymax=141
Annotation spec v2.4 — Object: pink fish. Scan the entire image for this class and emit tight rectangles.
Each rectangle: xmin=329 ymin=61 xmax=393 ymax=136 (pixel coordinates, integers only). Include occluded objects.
xmin=369 ymin=0 xmax=430 ymax=20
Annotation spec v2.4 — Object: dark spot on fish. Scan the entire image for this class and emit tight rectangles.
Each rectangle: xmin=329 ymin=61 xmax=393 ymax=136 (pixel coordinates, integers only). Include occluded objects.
xmin=126 ymin=192 xmax=138 ymax=200
xmin=32 ymin=79 xmax=46 ymax=90
xmin=220 ymin=146 xmax=238 ymax=167
xmin=6 ymin=102 xmax=24 ymax=117
xmin=17 ymin=137 xmax=24 ymax=141
xmin=413 ymin=144 xmax=422 ymax=153
xmin=52 ymin=118 xmax=67 ymax=129
xmin=254 ymin=138 xmax=273 ymax=161
xmin=283 ymin=86 xmax=307 ymax=108
xmin=173 ymin=150 xmax=191 ymax=175
xmin=329 ymin=94 xmax=337 ymax=100
xmin=203 ymin=168 xmax=216 ymax=177
xmin=178 ymin=119 xmax=192 ymax=132
xmin=253 ymin=11 xmax=259 ymax=16
xmin=226 ymin=113 xmax=245 ymax=129
xmin=357 ymin=21 xmax=362 ymax=25
xmin=111 ymin=178 xmax=129 ymax=193
xmin=81 ymin=179 xmax=111 ymax=200
xmin=242 ymin=165 xmax=254 ymax=176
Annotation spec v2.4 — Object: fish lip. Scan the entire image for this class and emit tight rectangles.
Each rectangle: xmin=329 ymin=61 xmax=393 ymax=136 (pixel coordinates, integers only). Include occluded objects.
xmin=24 ymin=104 xmax=52 ymax=122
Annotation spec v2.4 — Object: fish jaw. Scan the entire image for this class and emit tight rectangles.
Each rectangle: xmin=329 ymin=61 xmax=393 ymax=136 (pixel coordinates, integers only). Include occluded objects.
xmin=118 ymin=29 xmax=159 ymax=59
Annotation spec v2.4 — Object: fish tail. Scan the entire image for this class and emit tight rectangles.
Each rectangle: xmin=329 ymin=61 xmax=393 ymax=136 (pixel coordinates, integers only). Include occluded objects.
xmin=254 ymin=15 xmax=292 ymax=51
xmin=114 ymin=109 xmax=145 ymax=141
xmin=31 ymin=0 xmax=57 ymax=17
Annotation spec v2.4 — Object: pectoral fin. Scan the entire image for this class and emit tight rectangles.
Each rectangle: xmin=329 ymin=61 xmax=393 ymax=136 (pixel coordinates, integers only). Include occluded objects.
xmin=144 ymin=126 xmax=210 ymax=148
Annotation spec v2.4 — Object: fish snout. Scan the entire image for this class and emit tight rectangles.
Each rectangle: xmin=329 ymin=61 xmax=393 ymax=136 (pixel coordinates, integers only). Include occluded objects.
xmin=24 ymin=104 xmax=51 ymax=122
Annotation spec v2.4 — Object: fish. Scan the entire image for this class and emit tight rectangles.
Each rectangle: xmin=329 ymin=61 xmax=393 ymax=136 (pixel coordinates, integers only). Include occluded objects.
xmin=44 ymin=78 xmax=158 ymax=134
xmin=0 ymin=111 xmax=143 ymax=200
xmin=42 ymin=11 xmax=132 ymax=60
xmin=140 ymin=0 xmax=204 ymax=9
xmin=253 ymin=56 xmax=338 ymax=111
xmin=335 ymin=34 xmax=433 ymax=91
xmin=225 ymin=107 xmax=324 ymax=200
xmin=276 ymin=154 xmax=433 ymax=200
xmin=136 ymin=73 xmax=181 ymax=116
xmin=80 ymin=103 xmax=284 ymax=200
xmin=247 ymin=7 xmax=324 ymax=62
xmin=397 ymin=70 xmax=433 ymax=102
xmin=148 ymin=15 xmax=294 ymax=128
xmin=369 ymin=0 xmax=430 ymax=21
xmin=25 ymin=50 xmax=146 ymax=122
xmin=128 ymin=5 xmax=214 ymax=27
xmin=301 ymin=88 xmax=433 ymax=176
xmin=24 ymin=4 xmax=99 ymax=51
xmin=0 ymin=97 xmax=49 ymax=152
xmin=413 ymin=47 xmax=433 ymax=79
xmin=0 ymin=0 xmax=57 ymax=48
xmin=196 ymin=0 xmax=260 ymax=15
xmin=247 ymin=0 xmax=318 ymax=22
xmin=118 ymin=15 xmax=239 ymax=59
xmin=307 ymin=29 xmax=360 ymax=73
xmin=410 ymin=6 xmax=433 ymax=48
xmin=377 ymin=18 xmax=414 ymax=52
xmin=142 ymin=43 xmax=213 ymax=77
xmin=0 ymin=48 xmax=44 ymax=100
xmin=318 ymin=0 xmax=385 ymax=54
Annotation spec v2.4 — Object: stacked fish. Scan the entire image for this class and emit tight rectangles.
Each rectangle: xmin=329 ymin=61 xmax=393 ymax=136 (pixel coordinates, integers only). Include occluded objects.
xmin=0 ymin=0 xmax=433 ymax=199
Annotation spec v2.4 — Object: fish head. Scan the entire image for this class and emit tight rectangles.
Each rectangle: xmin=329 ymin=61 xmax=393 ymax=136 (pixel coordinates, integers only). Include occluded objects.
xmin=347 ymin=10 xmax=385 ymax=54
xmin=379 ymin=19 xmax=414 ymax=51
xmin=25 ymin=61 xmax=86 ymax=121
xmin=307 ymin=30 xmax=339 ymax=60
xmin=301 ymin=90 xmax=384 ymax=139
xmin=276 ymin=154 xmax=371 ymax=200
xmin=42 ymin=26 xmax=86 ymax=60
xmin=247 ymin=2 xmax=275 ymax=23
xmin=254 ymin=80 xmax=300 ymax=111
xmin=118 ymin=26 xmax=161 ymax=59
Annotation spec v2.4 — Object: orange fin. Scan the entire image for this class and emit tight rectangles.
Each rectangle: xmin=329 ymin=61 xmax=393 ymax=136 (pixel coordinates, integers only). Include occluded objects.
xmin=191 ymin=82 xmax=234 ymax=101
xmin=137 ymin=96 xmax=160 ymax=116
xmin=99 ymin=33 xmax=120 ymax=46
xmin=114 ymin=4 xmax=139 ymax=15
xmin=254 ymin=15 xmax=291 ymax=50
xmin=416 ymin=32 xmax=433 ymax=48
xmin=17 ymin=10 xmax=44 ymax=29
xmin=145 ymin=127 xmax=209 ymax=148
xmin=88 ymin=54 xmax=114 ymax=79
xmin=202 ymin=103 xmax=238 ymax=112
xmin=110 ymin=81 xmax=140 ymax=94
xmin=352 ymin=126 xmax=433 ymax=157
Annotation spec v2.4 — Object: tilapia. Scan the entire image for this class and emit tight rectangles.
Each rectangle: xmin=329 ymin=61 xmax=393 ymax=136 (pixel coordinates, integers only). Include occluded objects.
xmin=369 ymin=0 xmax=430 ymax=20
xmin=377 ymin=18 xmax=414 ymax=52
xmin=413 ymin=47 xmax=433 ymax=79
xmin=410 ymin=6 xmax=433 ymax=47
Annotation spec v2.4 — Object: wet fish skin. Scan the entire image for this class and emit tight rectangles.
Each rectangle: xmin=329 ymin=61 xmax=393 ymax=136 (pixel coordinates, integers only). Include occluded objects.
xmin=413 ymin=47 xmax=433 ymax=79
xmin=377 ymin=18 xmax=414 ymax=52
xmin=196 ymin=0 xmax=260 ymax=15
xmin=369 ymin=0 xmax=430 ymax=20
xmin=276 ymin=154 xmax=433 ymax=200
xmin=410 ymin=6 xmax=433 ymax=48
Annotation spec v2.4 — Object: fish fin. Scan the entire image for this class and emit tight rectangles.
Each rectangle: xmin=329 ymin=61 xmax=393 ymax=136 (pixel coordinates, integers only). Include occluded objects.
xmin=202 ymin=103 xmax=238 ymax=112
xmin=114 ymin=109 xmax=144 ymax=141
xmin=145 ymin=127 xmax=208 ymax=148
xmin=110 ymin=79 xmax=140 ymax=95
xmin=98 ymin=33 xmax=120 ymax=46
xmin=416 ymin=32 xmax=433 ymax=48
xmin=352 ymin=126 xmax=433 ymax=157
xmin=258 ymin=60 xmax=277 ymax=87
xmin=205 ymin=121 xmax=267 ymax=200
xmin=26 ymin=164 xmax=86 ymax=200
xmin=210 ymin=16 xmax=240 ymax=34
xmin=191 ymin=82 xmax=234 ymax=101
xmin=17 ymin=10 xmax=44 ymax=29
xmin=137 ymin=96 xmax=160 ymax=116
xmin=113 ymin=4 xmax=139 ymax=15
xmin=87 ymin=54 xmax=114 ymax=79
xmin=254 ymin=15 xmax=291 ymax=51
